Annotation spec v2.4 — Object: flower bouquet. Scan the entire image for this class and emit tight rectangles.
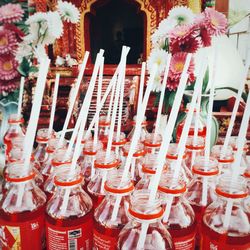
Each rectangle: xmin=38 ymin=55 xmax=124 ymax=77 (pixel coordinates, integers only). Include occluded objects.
xmin=147 ymin=6 xmax=228 ymax=112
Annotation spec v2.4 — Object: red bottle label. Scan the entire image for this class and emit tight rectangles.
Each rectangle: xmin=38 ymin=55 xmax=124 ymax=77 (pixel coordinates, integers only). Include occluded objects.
xmin=46 ymin=217 xmax=93 ymax=250
xmin=173 ymin=232 xmax=196 ymax=250
xmin=0 ymin=214 xmax=45 ymax=249
xmin=93 ymin=229 xmax=117 ymax=250
xmin=202 ymin=233 xmax=250 ymax=250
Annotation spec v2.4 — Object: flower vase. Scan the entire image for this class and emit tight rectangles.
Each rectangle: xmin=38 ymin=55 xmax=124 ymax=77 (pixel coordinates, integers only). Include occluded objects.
xmin=0 ymin=99 xmax=18 ymax=149
xmin=174 ymin=90 xmax=219 ymax=147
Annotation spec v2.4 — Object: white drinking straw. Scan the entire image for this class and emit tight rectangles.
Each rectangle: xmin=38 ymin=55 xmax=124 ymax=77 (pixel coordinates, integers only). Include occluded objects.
xmin=110 ymin=64 xmax=158 ymax=222
xmin=16 ymin=58 xmax=50 ymax=207
xmin=58 ymin=52 xmax=89 ymax=147
xmin=106 ymin=77 xmax=116 ymax=123
xmin=162 ymin=57 xmax=208 ymax=222
xmin=94 ymin=57 xmax=104 ymax=147
xmin=48 ymin=73 xmax=60 ymax=136
xmin=223 ymin=91 xmax=250 ymax=229
xmin=17 ymin=77 xmax=25 ymax=116
xmin=105 ymin=46 xmax=129 ymax=161
xmin=220 ymin=58 xmax=250 ymax=158
xmin=137 ymin=62 xmax=146 ymax=114
xmin=154 ymin=54 xmax=172 ymax=140
xmin=60 ymin=51 xmax=103 ymax=214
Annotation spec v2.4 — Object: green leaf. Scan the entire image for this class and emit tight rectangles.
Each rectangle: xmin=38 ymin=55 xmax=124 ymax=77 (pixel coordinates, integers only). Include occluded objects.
xmin=18 ymin=57 xmax=30 ymax=77
xmin=215 ymin=87 xmax=248 ymax=102
xmin=202 ymin=67 xmax=209 ymax=94
xmin=153 ymin=92 xmax=161 ymax=107
xmin=163 ymin=91 xmax=171 ymax=113
xmin=172 ymin=112 xmax=186 ymax=142
xmin=29 ymin=66 xmax=38 ymax=73
xmin=168 ymin=91 xmax=176 ymax=107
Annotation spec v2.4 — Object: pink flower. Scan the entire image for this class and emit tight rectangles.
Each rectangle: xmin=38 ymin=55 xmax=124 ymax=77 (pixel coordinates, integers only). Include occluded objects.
xmin=203 ymin=8 xmax=227 ymax=36
xmin=167 ymin=52 xmax=195 ymax=90
xmin=0 ymin=3 xmax=24 ymax=24
xmin=0 ymin=79 xmax=18 ymax=94
xmin=0 ymin=54 xmax=19 ymax=81
xmin=168 ymin=25 xmax=200 ymax=53
xmin=199 ymin=26 xmax=212 ymax=47
xmin=0 ymin=28 xmax=17 ymax=54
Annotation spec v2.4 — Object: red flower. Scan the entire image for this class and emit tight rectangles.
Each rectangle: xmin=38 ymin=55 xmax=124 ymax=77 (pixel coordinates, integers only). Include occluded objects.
xmin=169 ymin=24 xmax=200 ymax=53
xmin=0 ymin=28 xmax=17 ymax=54
xmin=199 ymin=26 xmax=212 ymax=47
xmin=166 ymin=52 xmax=195 ymax=91
xmin=0 ymin=3 xmax=24 ymax=24
xmin=0 ymin=79 xmax=19 ymax=94
xmin=0 ymin=54 xmax=19 ymax=81
xmin=4 ymin=24 xmax=25 ymax=41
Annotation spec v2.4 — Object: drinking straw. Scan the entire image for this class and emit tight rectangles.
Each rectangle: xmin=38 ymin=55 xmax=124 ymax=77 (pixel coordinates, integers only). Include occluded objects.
xmin=223 ymin=91 xmax=250 ymax=229
xmin=48 ymin=73 xmax=60 ymax=136
xmin=116 ymin=66 xmax=126 ymax=142
xmin=16 ymin=58 xmax=50 ymax=207
xmin=60 ymin=51 xmax=103 ymax=214
xmin=106 ymin=76 xmax=116 ymax=123
xmin=136 ymin=54 xmax=192 ymax=250
xmin=17 ymin=77 xmax=25 ymax=117
xmin=94 ymin=57 xmax=104 ymax=147
xmin=136 ymin=62 xmax=146 ymax=114
xmin=110 ymin=63 xmax=158 ymax=222
xmin=58 ymin=52 xmax=89 ymax=147
xmin=105 ymin=46 xmax=129 ymax=161
xmin=220 ymin=58 xmax=250 ymax=158
xmin=162 ymin=58 xmax=208 ymax=222
xmin=153 ymin=54 xmax=172 ymax=141
xmin=202 ymin=48 xmax=217 ymax=206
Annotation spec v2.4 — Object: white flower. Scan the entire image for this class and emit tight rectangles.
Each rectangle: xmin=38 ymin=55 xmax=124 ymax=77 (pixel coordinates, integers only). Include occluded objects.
xmin=147 ymin=48 xmax=168 ymax=74
xmin=57 ymin=1 xmax=80 ymax=23
xmin=151 ymin=75 xmax=163 ymax=92
xmin=15 ymin=41 xmax=33 ymax=62
xmin=47 ymin=11 xmax=63 ymax=39
xmin=25 ymin=12 xmax=47 ymax=25
xmin=151 ymin=19 xmax=177 ymax=48
xmin=168 ymin=6 xmax=195 ymax=25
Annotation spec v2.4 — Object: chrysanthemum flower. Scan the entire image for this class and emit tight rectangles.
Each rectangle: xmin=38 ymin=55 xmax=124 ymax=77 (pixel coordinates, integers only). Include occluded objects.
xmin=57 ymin=1 xmax=80 ymax=23
xmin=151 ymin=74 xmax=163 ymax=92
xmin=0 ymin=80 xmax=18 ymax=94
xmin=47 ymin=11 xmax=63 ymax=39
xmin=203 ymin=8 xmax=227 ymax=36
xmin=168 ymin=6 xmax=195 ymax=25
xmin=0 ymin=3 xmax=24 ymax=24
xmin=0 ymin=28 xmax=17 ymax=54
xmin=169 ymin=25 xmax=200 ymax=53
xmin=147 ymin=49 xmax=169 ymax=74
xmin=0 ymin=54 xmax=19 ymax=81
xmin=167 ymin=52 xmax=195 ymax=90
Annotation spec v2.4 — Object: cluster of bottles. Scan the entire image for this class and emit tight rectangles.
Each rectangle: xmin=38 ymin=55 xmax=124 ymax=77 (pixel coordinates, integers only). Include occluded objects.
xmin=0 ymin=112 xmax=249 ymax=249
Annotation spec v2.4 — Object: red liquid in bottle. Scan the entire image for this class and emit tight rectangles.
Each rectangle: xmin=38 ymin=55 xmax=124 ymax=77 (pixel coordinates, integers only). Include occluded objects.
xmin=46 ymin=211 xmax=93 ymax=250
xmin=93 ymin=219 xmax=121 ymax=250
xmin=0 ymin=205 xmax=46 ymax=249
xmin=167 ymin=222 xmax=196 ymax=250
xmin=176 ymin=124 xmax=206 ymax=143
xmin=3 ymin=132 xmax=19 ymax=158
xmin=88 ymin=192 xmax=105 ymax=211
xmin=201 ymin=220 xmax=250 ymax=250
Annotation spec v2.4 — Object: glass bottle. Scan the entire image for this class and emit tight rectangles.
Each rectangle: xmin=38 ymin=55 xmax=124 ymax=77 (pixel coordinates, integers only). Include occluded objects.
xmin=43 ymin=148 xmax=73 ymax=200
xmin=229 ymin=136 xmax=249 ymax=174
xmin=122 ymin=142 xmax=146 ymax=183
xmin=185 ymin=156 xmax=219 ymax=248
xmin=93 ymin=169 xmax=134 ymax=249
xmin=185 ymin=136 xmax=205 ymax=170
xmin=112 ymin=131 xmax=127 ymax=161
xmin=0 ymin=163 xmax=46 ymax=249
xmin=176 ymin=106 xmax=206 ymax=143
xmin=201 ymin=175 xmax=250 ymax=249
xmin=5 ymin=134 xmax=24 ymax=163
xmin=158 ymin=174 xmax=196 ymax=250
xmin=33 ymin=128 xmax=54 ymax=165
xmin=143 ymin=133 xmax=162 ymax=154
xmin=135 ymin=154 xmax=167 ymax=190
xmin=117 ymin=189 xmax=173 ymax=249
xmin=77 ymin=140 xmax=102 ymax=189
xmin=87 ymin=150 xmax=120 ymax=210
xmin=211 ymin=145 xmax=234 ymax=175
xmin=46 ymin=166 xmax=93 ymax=249
xmin=98 ymin=115 xmax=111 ymax=148
xmin=166 ymin=143 xmax=193 ymax=186
xmin=40 ymin=137 xmax=67 ymax=182
xmin=127 ymin=115 xmax=148 ymax=142
xmin=3 ymin=114 xmax=25 ymax=159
